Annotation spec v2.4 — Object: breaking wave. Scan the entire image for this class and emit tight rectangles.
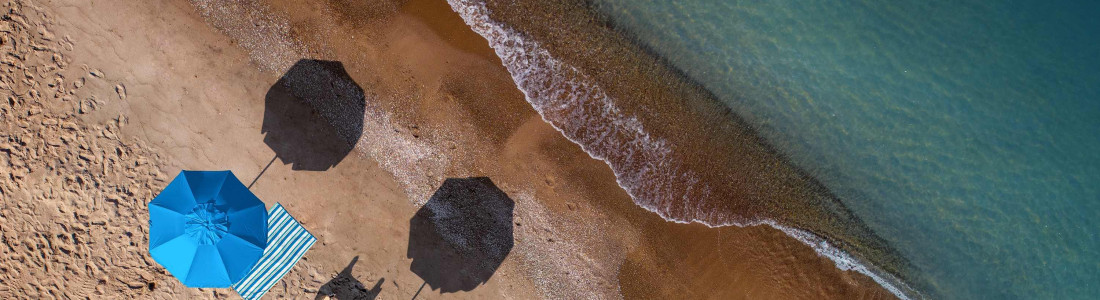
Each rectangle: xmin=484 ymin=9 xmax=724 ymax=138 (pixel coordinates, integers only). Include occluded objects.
xmin=446 ymin=0 xmax=915 ymax=298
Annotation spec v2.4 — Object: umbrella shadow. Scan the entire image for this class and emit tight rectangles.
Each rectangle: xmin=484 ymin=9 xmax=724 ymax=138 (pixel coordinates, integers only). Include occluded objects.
xmin=261 ymin=59 xmax=366 ymax=171
xmin=314 ymin=256 xmax=383 ymax=300
xmin=406 ymin=177 xmax=515 ymax=293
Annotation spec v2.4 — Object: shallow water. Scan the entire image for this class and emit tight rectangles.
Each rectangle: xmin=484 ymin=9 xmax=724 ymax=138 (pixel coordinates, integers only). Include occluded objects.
xmin=593 ymin=0 xmax=1100 ymax=298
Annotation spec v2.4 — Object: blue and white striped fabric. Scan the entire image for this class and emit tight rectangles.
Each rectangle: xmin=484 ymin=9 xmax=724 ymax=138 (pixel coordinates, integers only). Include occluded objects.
xmin=233 ymin=203 xmax=316 ymax=300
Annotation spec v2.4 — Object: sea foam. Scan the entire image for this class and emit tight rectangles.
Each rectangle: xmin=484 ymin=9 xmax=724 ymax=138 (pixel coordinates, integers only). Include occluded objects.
xmin=446 ymin=0 xmax=916 ymax=298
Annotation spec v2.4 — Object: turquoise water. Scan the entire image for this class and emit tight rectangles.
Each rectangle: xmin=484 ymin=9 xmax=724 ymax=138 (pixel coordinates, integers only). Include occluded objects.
xmin=593 ymin=0 xmax=1100 ymax=298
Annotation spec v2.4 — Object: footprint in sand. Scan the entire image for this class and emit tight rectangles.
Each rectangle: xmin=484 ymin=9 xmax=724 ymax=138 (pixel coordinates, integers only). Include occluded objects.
xmin=115 ymin=83 xmax=125 ymax=100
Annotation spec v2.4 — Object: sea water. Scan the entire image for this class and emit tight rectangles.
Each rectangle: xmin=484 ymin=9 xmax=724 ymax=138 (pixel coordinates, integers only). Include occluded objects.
xmin=592 ymin=0 xmax=1100 ymax=298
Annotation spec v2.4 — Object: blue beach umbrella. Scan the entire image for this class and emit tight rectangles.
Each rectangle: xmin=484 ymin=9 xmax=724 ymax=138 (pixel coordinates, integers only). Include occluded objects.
xmin=149 ymin=170 xmax=267 ymax=288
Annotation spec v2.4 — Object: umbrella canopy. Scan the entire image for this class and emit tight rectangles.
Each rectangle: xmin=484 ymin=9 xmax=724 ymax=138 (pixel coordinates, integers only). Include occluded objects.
xmin=149 ymin=170 xmax=268 ymax=288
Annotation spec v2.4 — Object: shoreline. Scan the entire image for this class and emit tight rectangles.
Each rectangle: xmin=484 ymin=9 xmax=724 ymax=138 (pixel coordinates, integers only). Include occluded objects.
xmin=579 ymin=5 xmax=922 ymax=298
xmin=463 ymin=0 xmax=919 ymax=297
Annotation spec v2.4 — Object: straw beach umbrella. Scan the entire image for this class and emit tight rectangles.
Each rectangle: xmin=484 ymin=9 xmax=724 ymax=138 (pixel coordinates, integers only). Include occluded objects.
xmin=149 ymin=170 xmax=268 ymax=287
xmin=407 ymin=177 xmax=515 ymax=293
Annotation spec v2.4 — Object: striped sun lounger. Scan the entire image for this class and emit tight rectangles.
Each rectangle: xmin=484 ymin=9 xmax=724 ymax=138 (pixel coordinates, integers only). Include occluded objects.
xmin=233 ymin=203 xmax=317 ymax=300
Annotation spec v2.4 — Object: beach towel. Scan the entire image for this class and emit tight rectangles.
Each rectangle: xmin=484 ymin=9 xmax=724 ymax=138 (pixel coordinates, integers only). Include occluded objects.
xmin=233 ymin=203 xmax=316 ymax=300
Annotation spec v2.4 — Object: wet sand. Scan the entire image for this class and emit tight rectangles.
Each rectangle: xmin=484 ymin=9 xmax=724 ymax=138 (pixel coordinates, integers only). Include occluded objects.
xmin=2 ymin=0 xmax=894 ymax=298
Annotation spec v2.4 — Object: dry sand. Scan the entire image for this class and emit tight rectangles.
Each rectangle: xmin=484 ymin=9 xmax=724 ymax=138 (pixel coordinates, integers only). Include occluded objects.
xmin=0 ymin=0 xmax=894 ymax=298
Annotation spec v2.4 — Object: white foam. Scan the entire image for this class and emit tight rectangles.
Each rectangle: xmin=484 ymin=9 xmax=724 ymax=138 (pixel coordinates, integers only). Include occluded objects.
xmin=446 ymin=0 xmax=919 ymax=298
xmin=446 ymin=0 xmax=721 ymax=227
xmin=766 ymin=221 xmax=917 ymax=299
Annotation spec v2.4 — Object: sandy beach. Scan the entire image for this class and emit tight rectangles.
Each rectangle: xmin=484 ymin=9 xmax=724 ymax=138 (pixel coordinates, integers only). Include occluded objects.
xmin=1 ymin=0 xmax=895 ymax=298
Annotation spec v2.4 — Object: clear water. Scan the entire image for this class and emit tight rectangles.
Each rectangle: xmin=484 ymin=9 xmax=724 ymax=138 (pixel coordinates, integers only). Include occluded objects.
xmin=593 ymin=0 xmax=1100 ymax=298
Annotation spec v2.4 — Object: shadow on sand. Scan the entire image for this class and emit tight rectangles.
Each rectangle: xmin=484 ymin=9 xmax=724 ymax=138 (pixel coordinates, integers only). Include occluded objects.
xmin=261 ymin=59 xmax=366 ymax=171
xmin=314 ymin=256 xmax=383 ymax=300
xmin=407 ymin=177 xmax=515 ymax=293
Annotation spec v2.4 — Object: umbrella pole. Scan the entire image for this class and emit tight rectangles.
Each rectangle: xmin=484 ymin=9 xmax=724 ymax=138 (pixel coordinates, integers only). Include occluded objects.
xmin=411 ymin=281 xmax=427 ymax=300
xmin=249 ymin=154 xmax=278 ymax=189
